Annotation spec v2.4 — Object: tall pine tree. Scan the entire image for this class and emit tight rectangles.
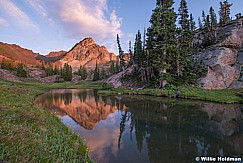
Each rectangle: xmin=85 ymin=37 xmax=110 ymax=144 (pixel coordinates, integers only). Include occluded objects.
xmin=201 ymin=10 xmax=206 ymax=28
xmin=62 ymin=63 xmax=72 ymax=81
xmin=177 ymin=0 xmax=190 ymax=77
xmin=78 ymin=65 xmax=87 ymax=80
xmin=147 ymin=0 xmax=178 ymax=79
xmin=128 ymin=41 xmax=133 ymax=66
xmin=219 ymin=0 xmax=232 ymax=25
xmin=198 ymin=17 xmax=203 ymax=29
xmin=117 ymin=34 xmax=125 ymax=71
xmin=134 ymin=30 xmax=143 ymax=67
xmin=189 ymin=13 xmax=196 ymax=32
xmin=93 ymin=61 xmax=100 ymax=81
xmin=209 ymin=6 xmax=217 ymax=28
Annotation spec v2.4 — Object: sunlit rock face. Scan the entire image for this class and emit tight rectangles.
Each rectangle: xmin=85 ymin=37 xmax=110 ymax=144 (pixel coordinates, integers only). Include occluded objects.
xmin=57 ymin=37 xmax=117 ymax=72
xmin=194 ymin=17 xmax=243 ymax=89
xmin=197 ymin=47 xmax=240 ymax=89
xmin=35 ymin=89 xmax=120 ymax=129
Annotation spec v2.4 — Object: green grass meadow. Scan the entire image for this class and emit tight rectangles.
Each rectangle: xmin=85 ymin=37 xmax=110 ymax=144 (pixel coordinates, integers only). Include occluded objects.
xmin=0 ymin=80 xmax=105 ymax=162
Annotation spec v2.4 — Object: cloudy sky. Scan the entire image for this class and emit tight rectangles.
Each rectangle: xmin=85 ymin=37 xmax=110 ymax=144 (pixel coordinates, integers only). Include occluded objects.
xmin=0 ymin=0 xmax=242 ymax=55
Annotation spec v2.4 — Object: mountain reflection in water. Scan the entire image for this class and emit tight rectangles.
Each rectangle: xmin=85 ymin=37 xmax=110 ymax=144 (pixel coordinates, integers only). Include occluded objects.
xmin=35 ymin=89 xmax=243 ymax=163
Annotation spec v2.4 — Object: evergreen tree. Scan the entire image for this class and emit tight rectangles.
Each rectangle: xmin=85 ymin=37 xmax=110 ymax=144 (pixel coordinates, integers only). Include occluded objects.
xmin=198 ymin=17 xmax=203 ymax=29
xmin=219 ymin=0 xmax=232 ymax=25
xmin=53 ymin=66 xmax=60 ymax=75
xmin=189 ymin=13 xmax=196 ymax=32
xmin=177 ymin=0 xmax=190 ymax=77
xmin=79 ymin=65 xmax=87 ymax=80
xmin=109 ymin=61 xmax=115 ymax=75
xmin=46 ymin=63 xmax=53 ymax=76
xmin=128 ymin=41 xmax=133 ymax=66
xmin=117 ymin=34 xmax=125 ymax=71
xmin=148 ymin=0 xmax=178 ymax=78
xmin=16 ymin=63 xmax=27 ymax=77
xmin=201 ymin=10 xmax=206 ymax=28
xmin=93 ymin=61 xmax=100 ymax=81
xmin=209 ymin=6 xmax=217 ymax=28
xmin=205 ymin=15 xmax=210 ymax=30
xmin=143 ymin=27 xmax=156 ymax=82
xmin=134 ymin=30 xmax=143 ymax=67
xmin=62 ymin=63 xmax=72 ymax=81
xmin=235 ymin=13 xmax=242 ymax=19
xmin=100 ymin=68 xmax=106 ymax=79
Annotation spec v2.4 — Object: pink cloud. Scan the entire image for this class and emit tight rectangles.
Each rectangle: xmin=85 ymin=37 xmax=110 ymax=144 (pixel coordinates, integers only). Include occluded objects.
xmin=24 ymin=0 xmax=122 ymax=53
xmin=56 ymin=0 xmax=122 ymax=40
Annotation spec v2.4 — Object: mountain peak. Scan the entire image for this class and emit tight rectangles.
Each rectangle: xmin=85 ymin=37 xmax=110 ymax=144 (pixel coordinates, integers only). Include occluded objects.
xmin=59 ymin=37 xmax=117 ymax=71
xmin=79 ymin=37 xmax=95 ymax=46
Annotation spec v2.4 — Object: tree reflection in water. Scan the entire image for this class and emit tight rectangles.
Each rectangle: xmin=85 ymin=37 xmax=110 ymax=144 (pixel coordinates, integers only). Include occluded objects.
xmin=35 ymin=90 xmax=243 ymax=163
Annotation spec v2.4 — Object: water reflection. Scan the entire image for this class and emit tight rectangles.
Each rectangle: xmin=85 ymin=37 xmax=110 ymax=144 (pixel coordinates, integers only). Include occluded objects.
xmin=35 ymin=89 xmax=118 ymax=129
xmin=35 ymin=89 xmax=243 ymax=163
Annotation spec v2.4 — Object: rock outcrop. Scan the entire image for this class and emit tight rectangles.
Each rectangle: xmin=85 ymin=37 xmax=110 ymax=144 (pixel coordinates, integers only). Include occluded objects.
xmin=194 ymin=17 xmax=243 ymax=89
xmin=105 ymin=66 xmax=134 ymax=88
xmin=28 ymin=67 xmax=46 ymax=78
xmin=0 ymin=69 xmax=20 ymax=82
xmin=196 ymin=47 xmax=240 ymax=89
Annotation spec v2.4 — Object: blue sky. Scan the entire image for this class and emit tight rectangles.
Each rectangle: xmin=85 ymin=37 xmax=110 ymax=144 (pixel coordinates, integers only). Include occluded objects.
xmin=0 ymin=0 xmax=242 ymax=55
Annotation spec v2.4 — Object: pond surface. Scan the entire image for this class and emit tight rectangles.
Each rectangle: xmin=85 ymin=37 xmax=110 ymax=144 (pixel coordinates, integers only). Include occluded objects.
xmin=35 ymin=89 xmax=243 ymax=163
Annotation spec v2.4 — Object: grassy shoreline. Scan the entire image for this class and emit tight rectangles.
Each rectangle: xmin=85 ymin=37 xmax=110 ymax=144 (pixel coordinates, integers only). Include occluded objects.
xmin=0 ymin=80 xmax=107 ymax=162
xmin=98 ymin=87 xmax=243 ymax=104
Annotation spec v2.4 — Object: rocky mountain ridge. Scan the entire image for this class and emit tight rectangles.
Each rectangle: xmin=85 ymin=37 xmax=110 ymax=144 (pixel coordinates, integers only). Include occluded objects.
xmin=0 ymin=42 xmax=39 ymax=65
xmin=0 ymin=38 xmax=117 ymax=73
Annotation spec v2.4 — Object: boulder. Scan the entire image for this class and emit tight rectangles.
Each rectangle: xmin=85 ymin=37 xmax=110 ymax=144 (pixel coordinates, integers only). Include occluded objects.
xmin=197 ymin=47 xmax=240 ymax=89
xmin=105 ymin=66 xmax=134 ymax=88
xmin=28 ymin=67 xmax=46 ymax=78
xmin=71 ymin=75 xmax=81 ymax=83
xmin=0 ymin=69 xmax=20 ymax=82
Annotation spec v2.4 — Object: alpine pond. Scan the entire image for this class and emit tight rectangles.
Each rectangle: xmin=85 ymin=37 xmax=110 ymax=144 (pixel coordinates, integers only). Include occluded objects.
xmin=35 ymin=89 xmax=243 ymax=163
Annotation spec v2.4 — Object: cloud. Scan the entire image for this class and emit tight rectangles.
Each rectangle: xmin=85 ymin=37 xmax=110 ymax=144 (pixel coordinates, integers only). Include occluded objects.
xmin=0 ymin=0 xmax=39 ymax=31
xmin=1 ymin=0 xmax=123 ymax=54
xmin=28 ymin=0 xmax=122 ymax=53
xmin=55 ymin=0 xmax=122 ymax=40
xmin=0 ymin=17 xmax=8 ymax=26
